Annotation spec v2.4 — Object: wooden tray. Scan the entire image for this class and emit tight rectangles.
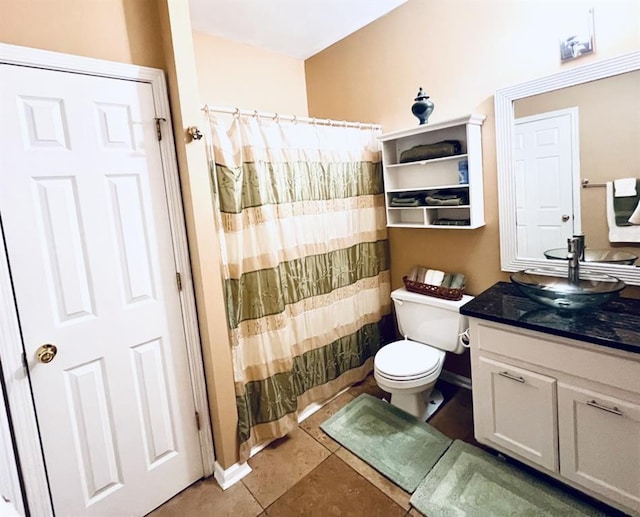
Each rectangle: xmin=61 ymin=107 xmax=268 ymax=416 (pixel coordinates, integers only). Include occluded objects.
xmin=402 ymin=276 xmax=465 ymax=301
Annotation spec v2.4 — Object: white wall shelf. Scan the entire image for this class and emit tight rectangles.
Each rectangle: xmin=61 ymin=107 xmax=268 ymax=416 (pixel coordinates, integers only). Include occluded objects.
xmin=379 ymin=114 xmax=486 ymax=229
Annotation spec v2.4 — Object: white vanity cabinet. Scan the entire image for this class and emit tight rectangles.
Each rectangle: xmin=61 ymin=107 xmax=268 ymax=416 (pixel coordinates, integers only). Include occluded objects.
xmin=470 ymin=318 xmax=640 ymax=516
xmin=379 ymin=114 xmax=485 ymax=229
xmin=475 ymin=356 xmax=558 ymax=472
xmin=558 ymin=383 xmax=640 ymax=511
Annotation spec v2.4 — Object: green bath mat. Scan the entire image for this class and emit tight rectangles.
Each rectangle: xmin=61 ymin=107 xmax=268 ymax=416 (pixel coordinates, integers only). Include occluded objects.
xmin=410 ymin=440 xmax=606 ymax=516
xmin=320 ymin=393 xmax=452 ymax=492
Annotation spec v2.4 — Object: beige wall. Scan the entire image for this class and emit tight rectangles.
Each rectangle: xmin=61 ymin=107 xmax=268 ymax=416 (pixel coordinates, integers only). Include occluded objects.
xmin=193 ymin=31 xmax=308 ymax=115
xmin=305 ymin=0 xmax=640 ymax=302
xmin=0 ymin=0 xmax=165 ymax=69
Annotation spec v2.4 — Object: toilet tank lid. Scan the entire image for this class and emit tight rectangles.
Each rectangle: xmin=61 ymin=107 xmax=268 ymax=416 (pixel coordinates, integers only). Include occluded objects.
xmin=391 ymin=287 xmax=473 ymax=309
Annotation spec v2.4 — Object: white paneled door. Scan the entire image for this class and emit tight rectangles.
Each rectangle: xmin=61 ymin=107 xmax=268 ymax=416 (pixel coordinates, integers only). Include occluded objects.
xmin=514 ymin=108 xmax=578 ymax=259
xmin=0 ymin=64 xmax=203 ymax=515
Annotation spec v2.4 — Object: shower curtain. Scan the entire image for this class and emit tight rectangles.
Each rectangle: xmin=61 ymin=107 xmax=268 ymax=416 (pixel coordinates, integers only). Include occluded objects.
xmin=207 ymin=113 xmax=393 ymax=461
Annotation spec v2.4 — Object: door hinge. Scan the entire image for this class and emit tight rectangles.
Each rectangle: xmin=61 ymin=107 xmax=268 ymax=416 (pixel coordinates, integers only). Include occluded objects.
xmin=195 ymin=411 xmax=201 ymax=430
xmin=176 ymin=272 xmax=183 ymax=291
xmin=21 ymin=352 xmax=28 ymax=374
xmin=154 ymin=117 xmax=166 ymax=141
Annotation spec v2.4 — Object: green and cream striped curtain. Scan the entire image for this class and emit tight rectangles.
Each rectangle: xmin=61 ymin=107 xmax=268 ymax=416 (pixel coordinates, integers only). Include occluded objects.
xmin=208 ymin=114 xmax=393 ymax=461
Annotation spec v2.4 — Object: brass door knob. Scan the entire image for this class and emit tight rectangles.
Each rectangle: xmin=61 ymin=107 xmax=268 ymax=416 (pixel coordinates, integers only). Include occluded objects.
xmin=36 ymin=344 xmax=57 ymax=363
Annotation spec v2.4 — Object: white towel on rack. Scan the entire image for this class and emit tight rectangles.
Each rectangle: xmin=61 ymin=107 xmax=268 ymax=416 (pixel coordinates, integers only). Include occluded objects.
xmin=606 ymin=182 xmax=640 ymax=241
xmin=629 ymin=200 xmax=640 ymax=225
xmin=614 ymin=178 xmax=637 ymax=197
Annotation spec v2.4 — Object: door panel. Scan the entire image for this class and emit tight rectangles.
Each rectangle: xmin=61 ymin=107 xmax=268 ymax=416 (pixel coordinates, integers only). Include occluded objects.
xmin=515 ymin=110 xmax=576 ymax=258
xmin=475 ymin=356 xmax=558 ymax=472
xmin=0 ymin=64 xmax=202 ymax=516
xmin=558 ymin=383 xmax=640 ymax=513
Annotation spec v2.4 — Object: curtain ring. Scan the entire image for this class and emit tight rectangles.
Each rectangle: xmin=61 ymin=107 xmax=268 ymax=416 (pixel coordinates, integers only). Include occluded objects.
xmin=233 ymin=108 xmax=240 ymax=119
xmin=273 ymin=112 xmax=280 ymax=123
xmin=312 ymin=117 xmax=317 ymax=126
xmin=292 ymin=115 xmax=298 ymax=125
xmin=252 ymin=110 xmax=259 ymax=119
xmin=343 ymin=120 xmax=348 ymax=128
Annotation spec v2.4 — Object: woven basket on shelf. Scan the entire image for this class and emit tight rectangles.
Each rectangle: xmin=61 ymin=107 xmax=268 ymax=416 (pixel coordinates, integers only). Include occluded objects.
xmin=402 ymin=276 xmax=465 ymax=301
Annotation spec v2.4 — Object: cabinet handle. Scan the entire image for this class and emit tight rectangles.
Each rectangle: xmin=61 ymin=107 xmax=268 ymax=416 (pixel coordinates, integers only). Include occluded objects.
xmin=498 ymin=371 xmax=525 ymax=383
xmin=586 ymin=400 xmax=623 ymax=416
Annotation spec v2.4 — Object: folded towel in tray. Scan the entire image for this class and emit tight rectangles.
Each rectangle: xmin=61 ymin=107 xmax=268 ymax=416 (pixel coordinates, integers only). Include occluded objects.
xmin=425 ymin=269 xmax=445 ymax=286
xmin=406 ymin=267 xmax=465 ymax=290
xmin=450 ymin=273 xmax=466 ymax=289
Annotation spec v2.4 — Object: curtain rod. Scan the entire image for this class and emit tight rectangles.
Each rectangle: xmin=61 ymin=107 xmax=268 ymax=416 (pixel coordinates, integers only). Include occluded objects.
xmin=202 ymin=104 xmax=381 ymax=130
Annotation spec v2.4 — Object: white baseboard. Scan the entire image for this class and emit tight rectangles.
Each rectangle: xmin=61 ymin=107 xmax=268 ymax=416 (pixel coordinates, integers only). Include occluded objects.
xmin=213 ymin=461 xmax=252 ymax=490
xmin=440 ymin=369 xmax=472 ymax=391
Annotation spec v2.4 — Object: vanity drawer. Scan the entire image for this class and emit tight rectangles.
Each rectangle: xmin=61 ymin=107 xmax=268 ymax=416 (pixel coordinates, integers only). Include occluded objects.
xmin=472 ymin=320 xmax=640 ymax=394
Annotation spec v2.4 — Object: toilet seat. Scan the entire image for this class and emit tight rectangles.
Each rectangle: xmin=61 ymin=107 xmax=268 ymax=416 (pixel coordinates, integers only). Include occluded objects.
xmin=374 ymin=339 xmax=444 ymax=382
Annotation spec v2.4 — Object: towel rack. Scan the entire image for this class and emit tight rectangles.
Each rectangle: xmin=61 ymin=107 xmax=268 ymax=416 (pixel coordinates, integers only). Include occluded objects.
xmin=582 ymin=179 xmax=605 ymax=188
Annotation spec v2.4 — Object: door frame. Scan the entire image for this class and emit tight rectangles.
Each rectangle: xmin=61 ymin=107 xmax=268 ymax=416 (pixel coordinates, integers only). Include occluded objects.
xmin=514 ymin=107 xmax=582 ymax=256
xmin=0 ymin=43 xmax=215 ymax=516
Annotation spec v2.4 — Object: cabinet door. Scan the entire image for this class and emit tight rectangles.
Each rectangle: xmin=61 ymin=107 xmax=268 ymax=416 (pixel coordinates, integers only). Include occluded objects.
xmin=475 ymin=357 xmax=558 ymax=471
xmin=558 ymin=383 xmax=640 ymax=514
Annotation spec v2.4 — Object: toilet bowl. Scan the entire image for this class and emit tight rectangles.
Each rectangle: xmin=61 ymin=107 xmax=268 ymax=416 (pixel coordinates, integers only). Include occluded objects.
xmin=374 ymin=288 xmax=473 ymax=421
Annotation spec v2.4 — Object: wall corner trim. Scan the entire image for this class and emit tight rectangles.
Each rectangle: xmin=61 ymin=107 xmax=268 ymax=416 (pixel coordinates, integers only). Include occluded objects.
xmin=214 ymin=461 xmax=252 ymax=490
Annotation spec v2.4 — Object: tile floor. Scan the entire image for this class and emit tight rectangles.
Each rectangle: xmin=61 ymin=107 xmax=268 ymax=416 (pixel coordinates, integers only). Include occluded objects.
xmin=150 ymin=374 xmax=626 ymax=517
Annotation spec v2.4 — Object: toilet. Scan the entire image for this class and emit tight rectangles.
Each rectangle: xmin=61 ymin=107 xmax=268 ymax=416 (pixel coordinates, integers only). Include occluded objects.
xmin=374 ymin=287 xmax=473 ymax=421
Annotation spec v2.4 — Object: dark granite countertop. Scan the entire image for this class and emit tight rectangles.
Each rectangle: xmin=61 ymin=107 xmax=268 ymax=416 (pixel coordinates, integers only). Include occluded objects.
xmin=460 ymin=282 xmax=640 ymax=355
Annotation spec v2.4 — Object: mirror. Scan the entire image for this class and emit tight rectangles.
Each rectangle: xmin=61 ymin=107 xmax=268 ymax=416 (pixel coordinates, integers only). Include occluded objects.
xmin=496 ymin=50 xmax=640 ymax=286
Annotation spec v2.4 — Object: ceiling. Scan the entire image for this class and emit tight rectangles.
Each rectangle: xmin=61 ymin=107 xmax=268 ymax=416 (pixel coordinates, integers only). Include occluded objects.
xmin=188 ymin=0 xmax=407 ymax=60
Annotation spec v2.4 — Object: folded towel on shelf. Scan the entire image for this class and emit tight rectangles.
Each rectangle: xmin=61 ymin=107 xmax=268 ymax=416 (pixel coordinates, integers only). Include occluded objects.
xmin=432 ymin=218 xmax=471 ymax=226
xmin=391 ymin=193 xmax=422 ymax=207
xmin=431 ymin=192 xmax=461 ymax=200
xmin=612 ymin=180 xmax=640 ymax=226
xmin=399 ymin=140 xmax=462 ymax=163
xmin=614 ymin=178 xmax=637 ymax=197
xmin=606 ymin=182 xmax=640 ymax=242
xmin=391 ymin=198 xmax=421 ymax=207
xmin=425 ymin=196 xmax=465 ymax=206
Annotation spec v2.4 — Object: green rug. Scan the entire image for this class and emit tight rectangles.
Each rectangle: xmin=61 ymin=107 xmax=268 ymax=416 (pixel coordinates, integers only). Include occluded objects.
xmin=320 ymin=393 xmax=452 ymax=492
xmin=410 ymin=440 xmax=606 ymax=516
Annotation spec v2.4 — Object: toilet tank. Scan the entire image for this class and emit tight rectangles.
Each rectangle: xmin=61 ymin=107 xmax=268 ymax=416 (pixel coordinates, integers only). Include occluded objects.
xmin=391 ymin=287 xmax=473 ymax=354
